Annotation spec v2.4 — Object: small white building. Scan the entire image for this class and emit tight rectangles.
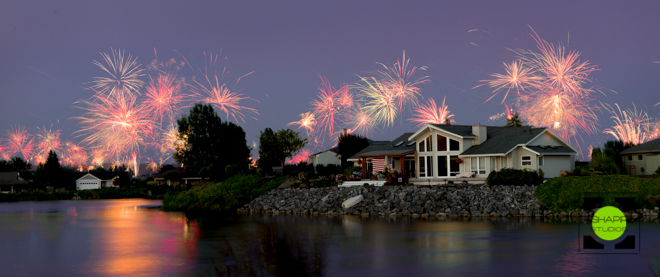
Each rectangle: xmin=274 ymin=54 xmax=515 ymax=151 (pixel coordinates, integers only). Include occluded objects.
xmin=75 ymin=172 xmax=122 ymax=190
xmin=309 ymin=147 xmax=342 ymax=169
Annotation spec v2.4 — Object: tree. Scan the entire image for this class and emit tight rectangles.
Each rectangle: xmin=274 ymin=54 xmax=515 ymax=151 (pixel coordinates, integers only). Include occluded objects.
xmin=590 ymin=147 xmax=619 ymax=174
xmin=602 ymin=140 xmax=633 ymax=174
xmin=258 ymin=128 xmax=279 ymax=174
xmin=505 ymin=112 xmax=524 ymax=127
xmin=33 ymin=151 xmax=74 ymax=190
xmin=0 ymin=157 xmax=32 ymax=172
xmin=174 ymin=103 xmax=250 ymax=175
xmin=260 ymin=129 xmax=307 ymax=174
xmin=337 ymin=133 xmax=369 ymax=169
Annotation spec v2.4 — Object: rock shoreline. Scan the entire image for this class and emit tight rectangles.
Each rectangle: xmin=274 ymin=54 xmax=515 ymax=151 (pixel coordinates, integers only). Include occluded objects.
xmin=238 ymin=185 xmax=660 ymax=219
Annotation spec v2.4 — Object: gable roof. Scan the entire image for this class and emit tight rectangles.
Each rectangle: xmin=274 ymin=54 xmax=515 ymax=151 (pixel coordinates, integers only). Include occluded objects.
xmin=353 ymin=132 xmax=416 ymax=158
xmin=525 ymin=145 xmax=576 ymax=155
xmin=311 ymin=146 xmax=339 ymax=156
xmin=620 ymin=137 xmax=660 ymax=155
xmin=0 ymin=172 xmax=29 ymax=185
xmin=75 ymin=171 xmax=127 ymax=181
xmin=460 ymin=127 xmax=552 ymax=156
xmin=408 ymin=124 xmax=477 ymax=141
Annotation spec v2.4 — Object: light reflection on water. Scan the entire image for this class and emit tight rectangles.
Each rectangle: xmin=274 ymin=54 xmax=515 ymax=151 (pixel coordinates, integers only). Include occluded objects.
xmin=0 ymin=200 xmax=659 ymax=276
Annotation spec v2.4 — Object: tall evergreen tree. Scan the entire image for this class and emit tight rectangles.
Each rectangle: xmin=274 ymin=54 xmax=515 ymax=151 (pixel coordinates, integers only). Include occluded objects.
xmin=505 ymin=112 xmax=524 ymax=127
xmin=337 ymin=133 xmax=369 ymax=169
xmin=258 ymin=128 xmax=279 ymax=173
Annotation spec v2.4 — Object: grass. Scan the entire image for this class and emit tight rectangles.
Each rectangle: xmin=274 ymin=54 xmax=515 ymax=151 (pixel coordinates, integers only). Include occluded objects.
xmin=162 ymin=175 xmax=286 ymax=212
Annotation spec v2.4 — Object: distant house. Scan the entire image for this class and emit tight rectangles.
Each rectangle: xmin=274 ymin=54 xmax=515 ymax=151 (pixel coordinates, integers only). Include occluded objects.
xmin=347 ymin=123 xmax=577 ymax=182
xmin=620 ymin=137 xmax=660 ymax=175
xmin=0 ymin=172 xmax=29 ymax=193
xmin=309 ymin=147 xmax=341 ymax=169
xmin=75 ymin=172 xmax=127 ymax=190
xmin=152 ymin=168 xmax=202 ymax=187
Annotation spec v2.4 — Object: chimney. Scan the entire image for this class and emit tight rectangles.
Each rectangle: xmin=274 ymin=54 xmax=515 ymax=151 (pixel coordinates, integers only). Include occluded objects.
xmin=472 ymin=122 xmax=487 ymax=145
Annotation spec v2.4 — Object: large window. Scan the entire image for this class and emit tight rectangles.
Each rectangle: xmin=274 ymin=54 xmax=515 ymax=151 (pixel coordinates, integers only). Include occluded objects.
xmin=522 ymin=156 xmax=532 ymax=166
xmin=427 ymin=156 xmax=433 ymax=177
xmin=471 ymin=158 xmax=478 ymax=174
xmin=438 ymin=155 xmax=448 ymax=176
xmin=419 ymin=140 xmax=425 ymax=152
xmin=470 ymin=157 xmax=487 ymax=174
xmin=419 ymin=157 xmax=426 ymax=177
xmin=490 ymin=157 xmax=497 ymax=172
xmin=437 ymin=135 xmax=447 ymax=151
xmin=426 ymin=136 xmax=432 ymax=152
xmin=449 ymin=139 xmax=460 ymax=151
xmin=479 ymin=157 xmax=486 ymax=174
xmin=450 ymin=156 xmax=460 ymax=176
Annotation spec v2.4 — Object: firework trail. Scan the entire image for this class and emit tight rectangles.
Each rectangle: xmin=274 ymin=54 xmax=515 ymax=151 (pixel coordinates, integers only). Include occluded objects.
xmin=35 ymin=126 xmax=61 ymax=159
xmin=147 ymin=158 xmax=159 ymax=173
xmin=357 ymin=76 xmax=398 ymax=127
xmin=310 ymin=75 xmax=351 ymax=146
xmin=375 ymin=50 xmax=429 ymax=111
xmin=346 ymin=103 xmax=377 ymax=138
xmin=287 ymin=112 xmax=316 ymax=136
xmin=5 ymin=125 xmax=34 ymax=162
xmin=74 ymin=91 xmax=154 ymax=163
xmin=602 ymin=103 xmax=659 ymax=145
xmin=408 ymin=97 xmax=455 ymax=127
xmin=144 ymin=73 xmax=187 ymax=125
xmin=288 ymin=149 xmax=311 ymax=164
xmin=482 ymin=30 xmax=600 ymax=146
xmin=91 ymin=48 xmax=145 ymax=98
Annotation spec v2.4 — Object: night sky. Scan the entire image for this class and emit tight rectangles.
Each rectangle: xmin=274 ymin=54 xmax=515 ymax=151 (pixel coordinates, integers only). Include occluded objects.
xmin=2 ymin=0 xmax=660 ymax=164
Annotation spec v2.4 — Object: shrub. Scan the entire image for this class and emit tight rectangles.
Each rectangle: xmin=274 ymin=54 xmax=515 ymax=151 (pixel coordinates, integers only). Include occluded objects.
xmin=656 ymin=167 xmax=660 ymax=175
xmin=486 ymin=168 xmax=541 ymax=186
xmin=538 ymin=168 xmax=545 ymax=181
xmin=535 ymin=175 xmax=660 ymax=212
xmin=363 ymin=183 xmax=369 ymax=186
xmin=225 ymin=164 xmax=239 ymax=177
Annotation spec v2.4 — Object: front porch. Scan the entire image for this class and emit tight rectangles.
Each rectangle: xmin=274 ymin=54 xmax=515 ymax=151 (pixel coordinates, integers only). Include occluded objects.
xmin=342 ymin=177 xmax=488 ymax=186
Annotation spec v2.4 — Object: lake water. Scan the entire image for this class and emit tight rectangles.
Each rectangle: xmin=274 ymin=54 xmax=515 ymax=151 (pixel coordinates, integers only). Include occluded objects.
xmin=1 ymin=199 xmax=660 ymax=276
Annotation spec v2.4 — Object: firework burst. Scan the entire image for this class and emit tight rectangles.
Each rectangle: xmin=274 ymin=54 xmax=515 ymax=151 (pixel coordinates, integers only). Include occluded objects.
xmin=375 ymin=50 xmax=429 ymax=110
xmin=346 ymin=104 xmax=377 ymax=138
xmin=288 ymin=149 xmax=311 ymax=164
xmin=602 ymin=103 xmax=659 ymax=145
xmin=62 ymin=142 xmax=87 ymax=167
xmin=477 ymin=61 xmax=539 ymax=103
xmin=192 ymin=75 xmax=259 ymax=123
xmin=357 ymin=76 xmax=398 ymax=127
xmin=5 ymin=125 xmax=34 ymax=161
xmin=91 ymin=48 xmax=145 ymax=98
xmin=287 ymin=112 xmax=317 ymax=136
xmin=75 ymin=92 xmax=154 ymax=162
xmin=310 ymin=75 xmax=351 ymax=145
xmin=408 ymin=97 xmax=455 ymax=127
xmin=35 ymin=126 xmax=61 ymax=159
xmin=144 ymin=73 xmax=187 ymax=124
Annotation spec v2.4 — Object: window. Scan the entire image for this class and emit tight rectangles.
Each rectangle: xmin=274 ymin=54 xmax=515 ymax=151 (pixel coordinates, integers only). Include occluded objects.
xmin=427 ymin=156 xmax=434 ymax=177
xmin=407 ymin=141 xmax=415 ymax=146
xmin=438 ymin=155 xmax=448 ymax=176
xmin=471 ymin=158 xmax=478 ymax=174
xmin=490 ymin=157 xmax=497 ymax=172
xmin=502 ymin=157 xmax=508 ymax=168
xmin=479 ymin=157 xmax=486 ymax=174
xmin=521 ymin=156 xmax=532 ymax=166
xmin=426 ymin=136 xmax=433 ymax=152
xmin=419 ymin=157 xmax=426 ymax=178
xmin=437 ymin=135 xmax=447 ymax=151
xmin=628 ymin=155 xmax=634 ymax=161
xmin=639 ymin=155 xmax=643 ymax=161
xmin=538 ymin=156 xmax=544 ymax=166
xmin=393 ymin=141 xmax=403 ymax=147
xmin=419 ymin=140 xmax=425 ymax=152
xmin=449 ymin=139 xmax=460 ymax=151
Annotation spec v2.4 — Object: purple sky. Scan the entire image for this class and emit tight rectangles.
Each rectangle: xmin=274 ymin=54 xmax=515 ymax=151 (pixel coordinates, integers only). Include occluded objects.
xmin=2 ymin=0 xmax=660 ymax=162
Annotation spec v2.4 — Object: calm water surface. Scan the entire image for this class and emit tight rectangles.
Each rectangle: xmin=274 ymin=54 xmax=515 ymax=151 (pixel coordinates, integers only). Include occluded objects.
xmin=1 ymin=199 xmax=660 ymax=276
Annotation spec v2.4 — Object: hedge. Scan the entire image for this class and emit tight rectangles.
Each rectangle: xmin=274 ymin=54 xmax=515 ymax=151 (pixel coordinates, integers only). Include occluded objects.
xmin=535 ymin=175 xmax=660 ymax=212
xmin=486 ymin=168 xmax=542 ymax=186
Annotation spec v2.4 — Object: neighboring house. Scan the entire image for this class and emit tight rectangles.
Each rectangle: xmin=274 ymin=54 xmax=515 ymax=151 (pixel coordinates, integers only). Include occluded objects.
xmin=349 ymin=123 xmax=577 ymax=181
xmin=0 ymin=172 xmax=29 ymax=193
xmin=309 ymin=147 xmax=341 ymax=170
xmin=620 ymin=138 xmax=660 ymax=175
xmin=75 ymin=172 xmax=126 ymax=190
xmin=152 ymin=167 xmax=202 ymax=187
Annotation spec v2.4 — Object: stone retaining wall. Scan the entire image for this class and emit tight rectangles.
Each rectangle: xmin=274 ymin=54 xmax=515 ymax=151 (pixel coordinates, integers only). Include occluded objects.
xmin=238 ymin=185 xmax=660 ymax=219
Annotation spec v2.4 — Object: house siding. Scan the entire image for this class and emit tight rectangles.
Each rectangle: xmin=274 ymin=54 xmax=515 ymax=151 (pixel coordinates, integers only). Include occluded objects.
xmin=314 ymin=151 xmax=341 ymax=166
xmin=623 ymin=153 xmax=660 ymax=175
xmin=514 ymin=147 xmax=537 ymax=170
xmin=528 ymin=132 xmax=564 ymax=147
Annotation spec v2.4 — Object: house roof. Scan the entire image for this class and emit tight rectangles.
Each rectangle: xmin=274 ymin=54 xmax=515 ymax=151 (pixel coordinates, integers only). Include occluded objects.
xmin=353 ymin=132 xmax=416 ymax=158
xmin=525 ymin=145 xmax=575 ymax=155
xmin=620 ymin=137 xmax=660 ymax=155
xmin=429 ymin=124 xmax=479 ymax=138
xmin=75 ymin=171 xmax=128 ymax=181
xmin=460 ymin=127 xmax=549 ymax=156
xmin=311 ymin=146 xmax=339 ymax=156
xmin=0 ymin=172 xmax=29 ymax=185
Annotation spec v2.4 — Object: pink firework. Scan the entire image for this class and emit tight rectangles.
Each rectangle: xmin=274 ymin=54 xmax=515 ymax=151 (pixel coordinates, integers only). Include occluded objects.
xmin=347 ymin=104 xmax=377 ymax=137
xmin=408 ymin=97 xmax=455 ymax=127
xmin=5 ymin=124 xmax=34 ymax=161
xmin=288 ymin=149 xmax=311 ymax=164
xmin=602 ymin=103 xmax=659 ymax=145
xmin=192 ymin=76 xmax=259 ymax=123
xmin=144 ymin=73 xmax=187 ymax=124
xmin=75 ymin=91 xmax=154 ymax=161
xmin=477 ymin=61 xmax=539 ymax=103
xmin=375 ymin=50 xmax=429 ymax=110
xmin=63 ymin=142 xmax=87 ymax=167
xmin=310 ymin=75 xmax=351 ymax=145
xmin=91 ymin=149 xmax=105 ymax=167
xmin=35 ymin=126 xmax=62 ymax=158
xmin=287 ymin=112 xmax=317 ymax=136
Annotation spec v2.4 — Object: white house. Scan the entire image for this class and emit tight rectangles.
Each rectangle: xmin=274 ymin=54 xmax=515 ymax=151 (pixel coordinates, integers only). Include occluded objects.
xmin=75 ymin=172 xmax=123 ymax=190
xmin=309 ymin=147 xmax=342 ymax=170
xmin=349 ymin=123 xmax=577 ymax=182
